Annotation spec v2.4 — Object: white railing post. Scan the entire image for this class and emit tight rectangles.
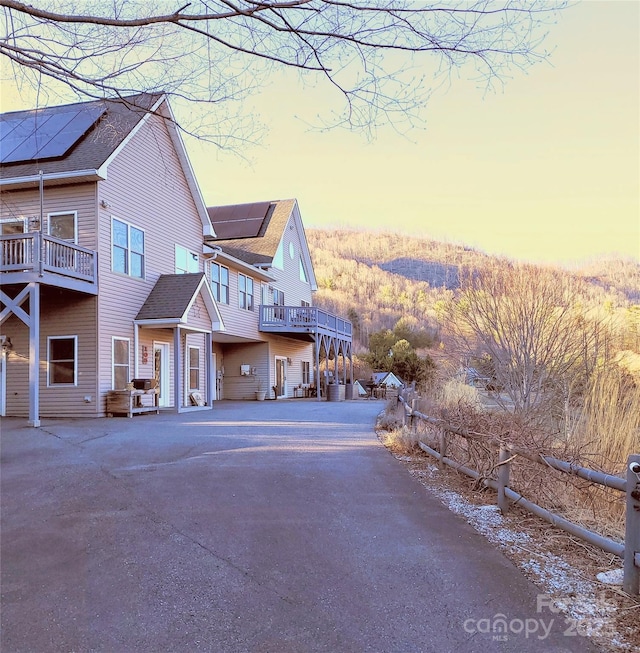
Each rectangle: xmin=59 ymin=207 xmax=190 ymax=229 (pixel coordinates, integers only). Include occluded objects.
xmin=624 ymin=453 xmax=640 ymax=595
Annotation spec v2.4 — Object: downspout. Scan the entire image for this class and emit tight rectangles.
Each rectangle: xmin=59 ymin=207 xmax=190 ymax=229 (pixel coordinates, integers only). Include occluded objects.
xmin=38 ymin=171 xmax=44 ymax=276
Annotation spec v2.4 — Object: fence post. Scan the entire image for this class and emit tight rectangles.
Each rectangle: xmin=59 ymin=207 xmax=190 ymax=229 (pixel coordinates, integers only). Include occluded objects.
xmin=410 ymin=398 xmax=417 ymax=434
xmin=497 ymin=445 xmax=512 ymax=514
xmin=623 ymin=453 xmax=640 ymax=596
xmin=438 ymin=428 xmax=447 ymax=468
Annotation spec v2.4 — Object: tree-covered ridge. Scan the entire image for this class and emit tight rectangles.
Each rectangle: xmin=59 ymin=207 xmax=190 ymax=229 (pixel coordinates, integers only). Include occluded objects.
xmin=307 ymin=228 xmax=639 ymax=351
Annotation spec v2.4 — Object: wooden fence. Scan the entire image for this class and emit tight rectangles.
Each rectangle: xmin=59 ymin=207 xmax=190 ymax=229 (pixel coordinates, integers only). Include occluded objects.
xmin=398 ymin=392 xmax=640 ymax=596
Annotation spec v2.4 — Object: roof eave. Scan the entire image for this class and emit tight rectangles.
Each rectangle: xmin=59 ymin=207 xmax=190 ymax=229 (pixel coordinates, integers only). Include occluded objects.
xmin=0 ymin=168 xmax=105 ymax=190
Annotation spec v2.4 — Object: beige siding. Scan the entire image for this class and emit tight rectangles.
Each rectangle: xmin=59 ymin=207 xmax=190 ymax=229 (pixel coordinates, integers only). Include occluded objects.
xmin=211 ymin=263 xmax=263 ymax=341
xmin=267 ymin=337 xmax=314 ymax=397
xmin=221 ymin=342 xmax=269 ymax=400
xmin=267 ymin=213 xmax=314 ymax=308
xmin=0 ymin=184 xmax=98 ymax=248
xmin=187 ymin=294 xmax=214 ymax=332
xmin=3 ymin=295 xmax=99 ymax=418
xmin=96 ymin=109 xmax=208 ymax=404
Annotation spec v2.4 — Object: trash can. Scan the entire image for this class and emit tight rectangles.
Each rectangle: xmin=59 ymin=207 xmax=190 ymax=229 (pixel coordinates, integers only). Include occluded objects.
xmin=327 ymin=384 xmax=341 ymax=402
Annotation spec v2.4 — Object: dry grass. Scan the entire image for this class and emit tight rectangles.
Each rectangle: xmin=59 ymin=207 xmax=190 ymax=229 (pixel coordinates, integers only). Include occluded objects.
xmin=379 ymin=426 xmax=421 ymax=455
xmin=394 ymin=370 xmax=639 ymax=541
xmin=571 ymin=365 xmax=640 ymax=473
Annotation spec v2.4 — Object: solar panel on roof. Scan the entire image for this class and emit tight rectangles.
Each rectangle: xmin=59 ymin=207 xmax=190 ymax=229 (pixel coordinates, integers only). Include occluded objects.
xmin=0 ymin=105 xmax=105 ymax=164
xmin=209 ymin=202 xmax=271 ymax=239
xmin=214 ymin=218 xmax=265 ymax=239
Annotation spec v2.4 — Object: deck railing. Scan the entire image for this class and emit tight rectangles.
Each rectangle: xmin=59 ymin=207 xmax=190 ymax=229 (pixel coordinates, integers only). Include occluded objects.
xmin=260 ymin=305 xmax=352 ymax=338
xmin=0 ymin=233 xmax=97 ymax=284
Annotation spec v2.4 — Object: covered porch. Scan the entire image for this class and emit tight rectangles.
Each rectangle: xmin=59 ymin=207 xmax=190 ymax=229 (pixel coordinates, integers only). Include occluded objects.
xmin=259 ymin=305 xmax=354 ymax=401
xmin=1 ymin=234 xmax=98 ymax=426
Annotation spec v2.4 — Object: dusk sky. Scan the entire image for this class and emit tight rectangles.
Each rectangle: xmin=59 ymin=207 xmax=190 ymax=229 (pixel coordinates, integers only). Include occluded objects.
xmin=187 ymin=0 xmax=639 ymax=265
xmin=2 ymin=1 xmax=638 ymax=265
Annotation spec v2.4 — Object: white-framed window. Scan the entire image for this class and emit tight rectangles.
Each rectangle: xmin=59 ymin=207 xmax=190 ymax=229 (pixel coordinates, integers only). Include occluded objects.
xmin=112 ymin=217 xmax=144 ymax=278
xmin=210 ymin=262 xmax=229 ymax=304
xmin=273 ymin=288 xmax=285 ymax=306
xmin=301 ymin=300 xmax=311 ymax=308
xmin=48 ymin=211 xmax=77 ymax=243
xmin=112 ymin=337 xmax=130 ymax=390
xmin=302 ymin=361 xmax=310 ymax=385
xmin=0 ymin=217 xmax=26 ymax=235
xmin=299 ymin=257 xmax=308 ymax=283
xmin=176 ymin=245 xmax=199 ymax=274
xmin=188 ymin=346 xmax=200 ymax=391
xmin=239 ymin=273 xmax=254 ymax=311
xmin=48 ymin=336 xmax=77 ymax=386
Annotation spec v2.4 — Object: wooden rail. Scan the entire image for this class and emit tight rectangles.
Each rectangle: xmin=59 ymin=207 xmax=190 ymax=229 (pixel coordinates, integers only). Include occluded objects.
xmin=398 ymin=392 xmax=640 ymax=596
xmin=259 ymin=305 xmax=352 ymax=338
xmin=0 ymin=232 xmax=97 ymax=283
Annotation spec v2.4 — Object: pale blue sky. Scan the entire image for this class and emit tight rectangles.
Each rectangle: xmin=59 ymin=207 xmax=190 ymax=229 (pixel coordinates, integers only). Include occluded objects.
xmin=1 ymin=1 xmax=638 ymax=264
xmin=187 ymin=0 xmax=639 ymax=264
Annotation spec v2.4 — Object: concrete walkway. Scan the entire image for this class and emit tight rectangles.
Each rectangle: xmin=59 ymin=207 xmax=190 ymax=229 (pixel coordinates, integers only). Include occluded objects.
xmin=1 ymin=400 xmax=599 ymax=652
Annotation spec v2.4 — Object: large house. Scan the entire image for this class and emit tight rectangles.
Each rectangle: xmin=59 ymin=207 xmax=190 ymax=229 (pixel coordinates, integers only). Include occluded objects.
xmin=0 ymin=94 xmax=353 ymax=425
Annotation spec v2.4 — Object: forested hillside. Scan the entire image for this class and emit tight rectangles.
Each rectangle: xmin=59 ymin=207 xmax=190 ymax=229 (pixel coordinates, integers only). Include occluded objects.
xmin=307 ymin=227 xmax=640 ymax=494
xmin=307 ymin=228 xmax=640 ymax=352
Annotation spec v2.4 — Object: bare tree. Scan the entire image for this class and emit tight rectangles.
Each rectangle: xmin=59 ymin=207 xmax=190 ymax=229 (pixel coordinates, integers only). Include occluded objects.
xmin=444 ymin=263 xmax=607 ymax=425
xmin=1 ymin=0 xmax=566 ymax=144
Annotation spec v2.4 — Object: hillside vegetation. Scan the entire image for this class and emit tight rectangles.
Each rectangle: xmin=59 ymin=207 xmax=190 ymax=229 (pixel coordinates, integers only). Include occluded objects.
xmin=307 ymin=228 xmax=640 ymax=538
xmin=307 ymin=228 xmax=640 ymax=352
xmin=308 ymin=227 xmax=639 ymax=443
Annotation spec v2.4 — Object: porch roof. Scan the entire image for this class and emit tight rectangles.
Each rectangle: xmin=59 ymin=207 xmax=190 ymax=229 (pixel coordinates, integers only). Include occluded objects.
xmin=135 ymin=273 xmax=224 ymax=331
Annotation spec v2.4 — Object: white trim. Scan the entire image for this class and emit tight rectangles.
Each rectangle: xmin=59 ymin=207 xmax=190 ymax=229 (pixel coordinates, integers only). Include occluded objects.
xmin=0 ymin=169 xmax=103 ymax=187
xmin=111 ymin=336 xmax=131 ymax=390
xmin=47 ymin=335 xmax=78 ymax=387
xmin=180 ymin=275 xmax=225 ymax=332
xmin=206 ymin=249 xmax=275 ymax=281
xmin=275 ymin=356 xmax=287 ymax=398
xmin=290 ymin=200 xmax=318 ymax=291
xmin=209 ymin=261 xmax=230 ymax=305
xmin=153 ymin=341 xmax=171 ymax=407
xmin=238 ymin=273 xmax=255 ymax=311
xmin=0 ymin=348 xmax=6 ymax=416
xmin=47 ymin=210 xmax=78 ymax=244
xmin=187 ymin=345 xmax=201 ymax=393
xmin=97 ymin=96 xmax=164 ymax=176
xmin=0 ymin=217 xmax=27 ymax=234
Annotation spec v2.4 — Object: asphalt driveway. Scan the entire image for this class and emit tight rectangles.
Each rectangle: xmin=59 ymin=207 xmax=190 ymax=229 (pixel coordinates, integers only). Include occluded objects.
xmin=1 ymin=400 xmax=599 ymax=652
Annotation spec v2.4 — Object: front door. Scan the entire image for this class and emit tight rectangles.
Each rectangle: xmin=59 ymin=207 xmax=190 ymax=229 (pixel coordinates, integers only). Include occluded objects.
xmin=153 ymin=342 xmax=170 ymax=407
xmin=275 ymin=357 xmax=287 ymax=398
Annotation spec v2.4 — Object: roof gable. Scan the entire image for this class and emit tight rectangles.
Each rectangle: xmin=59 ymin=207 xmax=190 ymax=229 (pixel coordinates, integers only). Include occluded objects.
xmin=135 ymin=273 xmax=224 ymax=331
xmin=0 ymin=93 xmax=161 ymax=181
xmin=206 ymin=199 xmax=317 ymax=289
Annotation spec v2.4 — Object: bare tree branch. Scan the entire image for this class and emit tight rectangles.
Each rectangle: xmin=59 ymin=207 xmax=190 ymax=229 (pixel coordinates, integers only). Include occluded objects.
xmin=1 ymin=0 xmax=567 ymax=145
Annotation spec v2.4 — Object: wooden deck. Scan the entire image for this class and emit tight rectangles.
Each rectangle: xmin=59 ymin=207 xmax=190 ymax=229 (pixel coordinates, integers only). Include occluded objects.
xmin=0 ymin=233 xmax=98 ymax=293
xmin=259 ymin=305 xmax=352 ymax=341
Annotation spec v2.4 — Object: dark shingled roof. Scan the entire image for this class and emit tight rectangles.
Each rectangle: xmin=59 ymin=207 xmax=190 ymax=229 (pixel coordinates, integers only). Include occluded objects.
xmin=0 ymin=93 xmax=162 ymax=179
xmin=136 ymin=273 xmax=205 ymax=321
xmin=206 ymin=199 xmax=296 ymax=266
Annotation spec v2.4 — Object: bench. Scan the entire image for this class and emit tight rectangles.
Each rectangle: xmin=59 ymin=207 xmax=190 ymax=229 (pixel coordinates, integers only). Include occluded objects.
xmin=107 ymin=379 xmax=159 ymax=418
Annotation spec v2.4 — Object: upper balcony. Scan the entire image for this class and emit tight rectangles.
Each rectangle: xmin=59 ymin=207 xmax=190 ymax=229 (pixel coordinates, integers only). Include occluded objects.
xmin=259 ymin=305 xmax=352 ymax=342
xmin=0 ymin=232 xmax=98 ymax=294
